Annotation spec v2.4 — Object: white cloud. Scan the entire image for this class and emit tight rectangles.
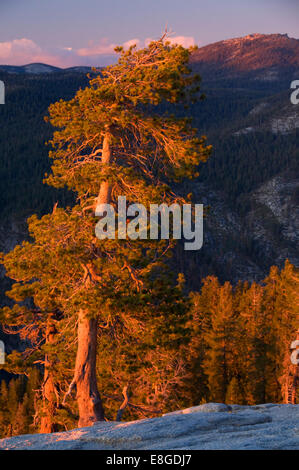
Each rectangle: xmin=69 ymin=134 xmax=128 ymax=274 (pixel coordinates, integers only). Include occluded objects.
xmin=0 ymin=37 xmax=116 ymax=67
xmin=0 ymin=38 xmax=41 ymax=61
xmin=145 ymin=35 xmax=197 ymax=48
xmin=167 ymin=36 xmax=196 ymax=48
xmin=77 ymin=38 xmax=117 ymax=57
xmin=122 ymin=38 xmax=141 ymax=49
xmin=0 ymin=38 xmax=69 ymax=66
xmin=0 ymin=36 xmax=198 ymax=68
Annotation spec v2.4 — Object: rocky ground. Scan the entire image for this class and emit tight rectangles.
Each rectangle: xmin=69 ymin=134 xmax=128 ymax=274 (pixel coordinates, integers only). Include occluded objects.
xmin=0 ymin=403 xmax=298 ymax=450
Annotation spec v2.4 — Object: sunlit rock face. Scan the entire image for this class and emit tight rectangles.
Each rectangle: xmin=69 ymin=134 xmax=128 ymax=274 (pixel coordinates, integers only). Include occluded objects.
xmin=0 ymin=403 xmax=298 ymax=450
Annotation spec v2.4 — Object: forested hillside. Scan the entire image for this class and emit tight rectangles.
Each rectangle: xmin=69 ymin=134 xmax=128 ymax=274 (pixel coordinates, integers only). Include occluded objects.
xmin=0 ymin=71 xmax=89 ymax=218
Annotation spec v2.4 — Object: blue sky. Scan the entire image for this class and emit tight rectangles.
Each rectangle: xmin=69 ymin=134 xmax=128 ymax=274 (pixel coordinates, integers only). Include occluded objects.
xmin=0 ymin=0 xmax=298 ymax=67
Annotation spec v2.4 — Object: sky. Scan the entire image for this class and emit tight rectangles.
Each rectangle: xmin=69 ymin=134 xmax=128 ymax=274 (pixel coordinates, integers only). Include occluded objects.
xmin=0 ymin=0 xmax=298 ymax=67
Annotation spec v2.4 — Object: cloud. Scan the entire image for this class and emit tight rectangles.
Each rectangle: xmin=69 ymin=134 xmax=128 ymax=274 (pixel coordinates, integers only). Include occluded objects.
xmin=0 ymin=38 xmax=71 ymax=67
xmin=122 ymin=38 xmax=141 ymax=49
xmin=77 ymin=37 xmax=141 ymax=57
xmin=0 ymin=36 xmax=198 ymax=68
xmin=0 ymin=37 xmax=118 ymax=67
xmin=145 ymin=35 xmax=197 ymax=48
xmin=77 ymin=38 xmax=117 ymax=57
xmin=0 ymin=38 xmax=42 ymax=62
xmin=167 ymin=36 xmax=196 ymax=48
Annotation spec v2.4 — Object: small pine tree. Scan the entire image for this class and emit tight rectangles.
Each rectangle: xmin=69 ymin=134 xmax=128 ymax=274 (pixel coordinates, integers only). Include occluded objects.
xmin=203 ymin=282 xmax=236 ymax=403
xmin=225 ymin=377 xmax=244 ymax=405
xmin=12 ymin=402 xmax=28 ymax=436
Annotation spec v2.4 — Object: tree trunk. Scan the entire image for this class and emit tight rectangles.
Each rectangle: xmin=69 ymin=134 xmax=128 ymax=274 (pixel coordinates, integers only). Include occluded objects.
xmin=40 ymin=318 xmax=58 ymax=433
xmin=96 ymin=130 xmax=112 ymax=206
xmin=74 ymin=131 xmax=112 ymax=427
xmin=75 ymin=310 xmax=105 ymax=427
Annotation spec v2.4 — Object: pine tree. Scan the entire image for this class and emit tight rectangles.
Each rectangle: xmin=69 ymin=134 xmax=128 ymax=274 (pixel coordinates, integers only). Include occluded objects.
xmin=12 ymin=401 xmax=28 ymax=436
xmin=1 ymin=36 xmax=211 ymax=427
xmin=225 ymin=377 xmax=243 ymax=405
xmin=238 ymin=281 xmax=272 ymax=404
xmin=203 ymin=282 xmax=236 ymax=403
xmin=0 ymin=380 xmax=9 ymax=437
xmin=185 ymin=277 xmax=221 ymax=405
xmin=261 ymin=265 xmax=281 ymax=403
xmin=272 ymin=261 xmax=299 ymax=402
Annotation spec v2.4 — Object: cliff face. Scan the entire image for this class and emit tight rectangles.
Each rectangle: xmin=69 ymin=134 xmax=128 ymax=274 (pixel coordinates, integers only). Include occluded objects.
xmin=176 ymin=174 xmax=299 ymax=289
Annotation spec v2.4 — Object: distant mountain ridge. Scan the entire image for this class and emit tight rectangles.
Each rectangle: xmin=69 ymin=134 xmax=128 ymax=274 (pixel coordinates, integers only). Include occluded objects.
xmin=191 ymin=33 xmax=299 ymax=78
xmin=0 ymin=63 xmax=93 ymax=74
xmin=0 ymin=33 xmax=298 ymax=76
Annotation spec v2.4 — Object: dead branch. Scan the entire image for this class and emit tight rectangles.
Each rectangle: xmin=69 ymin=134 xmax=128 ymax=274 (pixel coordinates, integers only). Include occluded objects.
xmin=62 ymin=377 xmax=76 ymax=406
xmin=116 ymin=385 xmax=130 ymax=421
